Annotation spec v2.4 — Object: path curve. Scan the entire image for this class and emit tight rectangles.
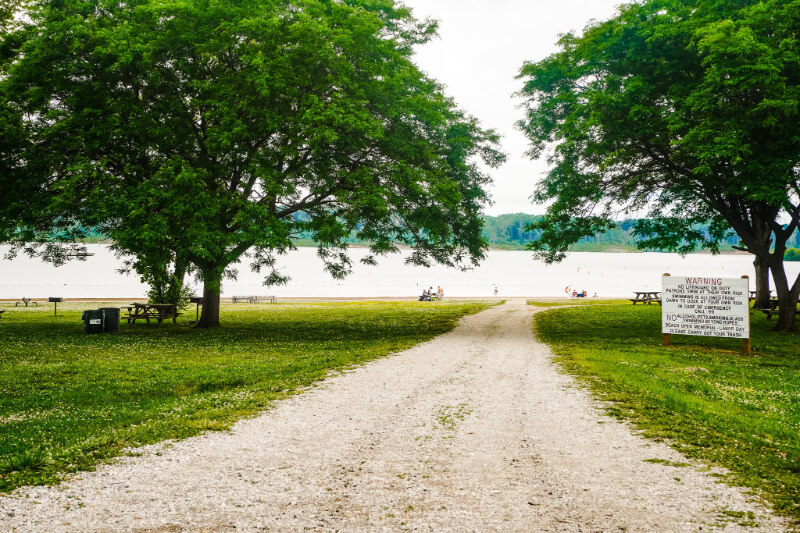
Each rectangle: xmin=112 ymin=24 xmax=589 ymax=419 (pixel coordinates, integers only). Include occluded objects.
xmin=0 ymin=299 xmax=788 ymax=531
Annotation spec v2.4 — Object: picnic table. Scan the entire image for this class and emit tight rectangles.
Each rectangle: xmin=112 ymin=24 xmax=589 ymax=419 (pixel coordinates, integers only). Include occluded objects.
xmin=231 ymin=295 xmax=276 ymax=304
xmin=756 ymin=298 xmax=800 ymax=320
xmin=629 ymin=291 xmax=662 ymax=305
xmin=123 ymin=303 xmax=181 ymax=324
xmin=749 ymin=290 xmax=776 ymax=302
xmin=15 ymin=297 xmax=38 ymax=307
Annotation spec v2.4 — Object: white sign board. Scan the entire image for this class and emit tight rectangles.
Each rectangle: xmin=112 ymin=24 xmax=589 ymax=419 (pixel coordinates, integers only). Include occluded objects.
xmin=662 ymin=276 xmax=749 ymax=339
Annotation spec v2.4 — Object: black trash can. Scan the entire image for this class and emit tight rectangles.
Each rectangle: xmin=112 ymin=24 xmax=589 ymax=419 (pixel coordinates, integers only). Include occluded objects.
xmin=99 ymin=307 xmax=121 ymax=333
xmin=82 ymin=309 xmax=104 ymax=334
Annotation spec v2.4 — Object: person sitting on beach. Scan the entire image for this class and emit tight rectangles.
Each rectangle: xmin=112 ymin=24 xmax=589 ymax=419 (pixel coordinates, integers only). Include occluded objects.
xmin=428 ymin=286 xmax=436 ymax=300
xmin=419 ymin=289 xmax=429 ymax=301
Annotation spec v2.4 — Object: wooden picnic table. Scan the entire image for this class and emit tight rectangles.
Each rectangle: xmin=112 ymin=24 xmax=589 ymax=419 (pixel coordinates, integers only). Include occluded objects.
xmin=749 ymin=290 xmax=775 ymax=301
xmin=123 ymin=303 xmax=181 ymax=324
xmin=630 ymin=291 xmax=662 ymax=305
xmin=756 ymin=298 xmax=800 ymax=320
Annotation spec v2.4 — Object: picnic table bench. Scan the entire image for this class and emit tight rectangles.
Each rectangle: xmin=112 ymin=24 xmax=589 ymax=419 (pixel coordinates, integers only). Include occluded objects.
xmin=231 ymin=295 xmax=276 ymax=304
xmin=755 ymin=299 xmax=800 ymax=320
xmin=15 ymin=297 xmax=38 ymax=307
xmin=123 ymin=303 xmax=182 ymax=324
xmin=629 ymin=291 xmax=662 ymax=305
xmin=0 ymin=309 xmax=5 ymax=318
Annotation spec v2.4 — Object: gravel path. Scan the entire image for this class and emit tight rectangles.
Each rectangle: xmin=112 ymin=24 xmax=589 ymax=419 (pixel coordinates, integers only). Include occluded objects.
xmin=0 ymin=299 xmax=789 ymax=532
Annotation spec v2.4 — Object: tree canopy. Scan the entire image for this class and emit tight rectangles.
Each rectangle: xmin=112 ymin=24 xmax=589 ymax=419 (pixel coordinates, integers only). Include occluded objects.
xmin=2 ymin=0 xmax=503 ymax=326
xmin=517 ymin=0 xmax=800 ymax=331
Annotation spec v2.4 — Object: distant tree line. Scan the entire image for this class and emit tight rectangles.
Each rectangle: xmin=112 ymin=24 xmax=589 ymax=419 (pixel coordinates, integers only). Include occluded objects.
xmin=59 ymin=213 xmax=800 ymax=256
xmin=481 ymin=214 xmax=800 ymax=254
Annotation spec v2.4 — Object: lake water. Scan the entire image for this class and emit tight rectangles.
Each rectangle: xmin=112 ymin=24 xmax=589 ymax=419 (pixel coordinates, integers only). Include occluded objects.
xmin=1 ymin=245 xmax=797 ymax=299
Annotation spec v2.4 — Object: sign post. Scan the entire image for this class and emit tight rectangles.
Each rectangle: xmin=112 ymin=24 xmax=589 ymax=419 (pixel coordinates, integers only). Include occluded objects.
xmin=662 ymin=274 xmax=672 ymax=347
xmin=741 ymin=276 xmax=751 ymax=355
xmin=661 ymin=275 xmax=751 ymax=354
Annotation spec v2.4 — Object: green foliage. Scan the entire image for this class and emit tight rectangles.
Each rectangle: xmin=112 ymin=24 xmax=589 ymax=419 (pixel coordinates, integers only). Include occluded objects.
xmin=534 ymin=303 xmax=800 ymax=520
xmin=1 ymin=0 xmax=503 ymax=326
xmin=0 ymin=299 xmax=488 ymax=492
xmin=786 ymin=248 xmax=800 ymax=262
xmin=146 ymin=281 xmax=194 ymax=311
xmin=517 ymin=0 xmax=800 ymax=329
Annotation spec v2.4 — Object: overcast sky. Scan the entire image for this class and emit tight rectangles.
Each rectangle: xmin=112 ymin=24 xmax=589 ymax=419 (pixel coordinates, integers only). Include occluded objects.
xmin=400 ymin=0 xmax=624 ymax=216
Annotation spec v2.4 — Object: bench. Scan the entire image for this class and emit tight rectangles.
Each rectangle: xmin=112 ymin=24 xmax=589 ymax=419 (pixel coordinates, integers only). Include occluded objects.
xmin=232 ymin=295 xmax=276 ymax=304
xmin=628 ymin=297 xmax=662 ymax=305
xmin=757 ymin=309 xmax=780 ymax=319
xmin=123 ymin=311 xmax=183 ymax=324
xmin=756 ymin=307 xmax=800 ymax=320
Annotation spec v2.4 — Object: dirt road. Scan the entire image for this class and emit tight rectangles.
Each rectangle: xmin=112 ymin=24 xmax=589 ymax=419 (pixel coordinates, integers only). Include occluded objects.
xmin=0 ymin=299 xmax=787 ymax=531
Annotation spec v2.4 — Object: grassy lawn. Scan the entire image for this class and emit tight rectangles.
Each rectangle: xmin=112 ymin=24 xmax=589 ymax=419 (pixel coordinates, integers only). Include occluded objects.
xmin=530 ymin=300 xmax=800 ymax=521
xmin=0 ymin=299 xmax=489 ymax=493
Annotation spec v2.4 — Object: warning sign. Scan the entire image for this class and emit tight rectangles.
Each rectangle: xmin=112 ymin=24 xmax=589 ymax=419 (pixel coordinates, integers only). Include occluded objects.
xmin=662 ymin=276 xmax=749 ymax=339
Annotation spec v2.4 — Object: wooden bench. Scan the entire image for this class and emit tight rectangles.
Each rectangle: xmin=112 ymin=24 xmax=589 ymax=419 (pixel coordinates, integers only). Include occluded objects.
xmin=232 ymin=295 xmax=276 ymax=303
xmin=756 ymin=303 xmax=799 ymax=320
xmin=123 ymin=311 xmax=183 ymax=324
xmin=629 ymin=297 xmax=662 ymax=305
xmin=757 ymin=308 xmax=780 ymax=319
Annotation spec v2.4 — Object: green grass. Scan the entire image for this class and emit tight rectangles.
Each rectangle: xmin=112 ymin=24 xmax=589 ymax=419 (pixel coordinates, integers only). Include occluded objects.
xmin=533 ymin=301 xmax=800 ymax=521
xmin=0 ymin=299 xmax=489 ymax=492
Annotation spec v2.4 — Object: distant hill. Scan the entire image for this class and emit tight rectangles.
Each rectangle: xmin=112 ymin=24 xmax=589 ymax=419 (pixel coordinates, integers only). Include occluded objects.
xmin=482 ymin=213 xmax=748 ymax=252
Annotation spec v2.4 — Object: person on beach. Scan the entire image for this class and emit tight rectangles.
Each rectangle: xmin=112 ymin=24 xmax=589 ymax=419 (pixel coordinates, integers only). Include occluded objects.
xmin=437 ymin=286 xmax=444 ymax=300
xmin=493 ymin=285 xmax=498 ymax=296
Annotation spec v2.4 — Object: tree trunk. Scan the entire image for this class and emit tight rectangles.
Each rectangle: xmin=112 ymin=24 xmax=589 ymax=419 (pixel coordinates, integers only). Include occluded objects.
xmin=766 ymin=258 xmax=799 ymax=332
xmin=753 ymin=255 xmax=771 ymax=309
xmin=196 ymin=268 xmax=222 ymax=328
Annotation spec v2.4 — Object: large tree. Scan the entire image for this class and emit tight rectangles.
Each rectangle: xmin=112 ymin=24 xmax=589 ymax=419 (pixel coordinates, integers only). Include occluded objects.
xmin=3 ymin=0 xmax=503 ymax=326
xmin=518 ymin=0 xmax=800 ymax=331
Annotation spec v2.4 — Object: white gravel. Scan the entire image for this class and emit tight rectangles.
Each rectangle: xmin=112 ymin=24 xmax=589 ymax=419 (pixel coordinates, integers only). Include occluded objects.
xmin=0 ymin=299 xmax=789 ymax=531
